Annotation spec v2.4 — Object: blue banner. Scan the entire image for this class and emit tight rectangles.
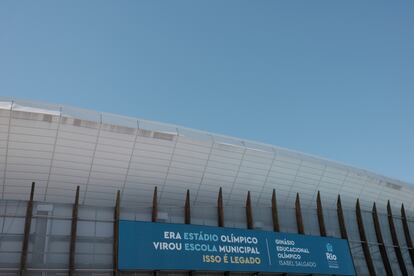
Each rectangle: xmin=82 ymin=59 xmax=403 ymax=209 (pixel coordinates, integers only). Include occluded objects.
xmin=119 ymin=221 xmax=355 ymax=276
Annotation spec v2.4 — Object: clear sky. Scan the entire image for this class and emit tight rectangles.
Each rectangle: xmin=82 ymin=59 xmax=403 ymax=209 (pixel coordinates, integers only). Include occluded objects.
xmin=1 ymin=1 xmax=413 ymax=183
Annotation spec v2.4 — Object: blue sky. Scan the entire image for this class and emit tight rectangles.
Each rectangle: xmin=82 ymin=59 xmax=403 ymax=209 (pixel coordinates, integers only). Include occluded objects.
xmin=1 ymin=1 xmax=413 ymax=183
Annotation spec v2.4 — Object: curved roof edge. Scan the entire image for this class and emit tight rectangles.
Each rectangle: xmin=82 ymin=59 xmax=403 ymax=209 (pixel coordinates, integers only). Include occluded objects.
xmin=1 ymin=96 xmax=412 ymax=190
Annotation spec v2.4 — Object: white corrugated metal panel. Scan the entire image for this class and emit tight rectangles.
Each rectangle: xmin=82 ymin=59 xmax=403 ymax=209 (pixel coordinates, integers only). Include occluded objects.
xmin=0 ymin=98 xmax=413 ymax=213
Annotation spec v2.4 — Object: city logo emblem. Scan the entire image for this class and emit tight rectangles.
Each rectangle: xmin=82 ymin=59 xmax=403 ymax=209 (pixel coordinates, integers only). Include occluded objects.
xmin=325 ymin=243 xmax=339 ymax=269
xmin=326 ymin=243 xmax=333 ymax=252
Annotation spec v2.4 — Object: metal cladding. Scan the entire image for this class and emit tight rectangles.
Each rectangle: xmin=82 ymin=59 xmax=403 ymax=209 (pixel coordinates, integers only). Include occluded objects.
xmin=0 ymin=99 xmax=413 ymax=213
xmin=1 ymin=178 xmax=414 ymax=275
xmin=1 ymin=99 xmax=414 ymax=275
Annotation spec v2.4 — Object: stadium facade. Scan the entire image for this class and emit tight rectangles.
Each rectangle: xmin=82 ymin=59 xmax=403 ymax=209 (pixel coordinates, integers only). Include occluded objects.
xmin=0 ymin=98 xmax=413 ymax=276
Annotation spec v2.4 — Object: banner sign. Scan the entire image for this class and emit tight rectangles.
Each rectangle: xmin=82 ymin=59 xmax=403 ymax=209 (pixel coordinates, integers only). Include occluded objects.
xmin=119 ymin=220 xmax=355 ymax=276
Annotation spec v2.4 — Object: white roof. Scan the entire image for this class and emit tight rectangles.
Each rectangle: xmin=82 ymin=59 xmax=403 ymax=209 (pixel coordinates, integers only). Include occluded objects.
xmin=0 ymin=98 xmax=413 ymax=212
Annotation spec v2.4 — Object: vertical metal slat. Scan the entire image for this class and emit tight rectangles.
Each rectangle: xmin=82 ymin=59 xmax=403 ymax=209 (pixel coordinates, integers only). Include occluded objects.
xmin=271 ymin=189 xmax=280 ymax=232
xmin=337 ymin=195 xmax=348 ymax=239
xmin=372 ymin=202 xmax=393 ymax=276
xmin=19 ymin=182 xmax=35 ymax=276
xmin=316 ymin=191 xmax=326 ymax=237
xmin=246 ymin=191 xmax=253 ymax=229
xmin=113 ymin=190 xmax=120 ymax=276
xmin=387 ymin=201 xmax=408 ymax=276
xmin=401 ymin=204 xmax=414 ymax=267
xmin=295 ymin=193 xmax=305 ymax=234
xmin=69 ymin=186 xmax=80 ymax=276
xmin=356 ymin=199 xmax=376 ymax=276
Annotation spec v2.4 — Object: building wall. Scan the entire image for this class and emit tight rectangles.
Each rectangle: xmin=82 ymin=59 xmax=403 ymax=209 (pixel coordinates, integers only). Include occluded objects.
xmin=1 ymin=196 xmax=414 ymax=276
xmin=1 ymin=100 xmax=414 ymax=213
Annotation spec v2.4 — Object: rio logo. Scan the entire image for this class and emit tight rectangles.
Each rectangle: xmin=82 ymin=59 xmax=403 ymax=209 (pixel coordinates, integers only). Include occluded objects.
xmin=326 ymin=252 xmax=337 ymax=261
xmin=325 ymin=243 xmax=339 ymax=268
